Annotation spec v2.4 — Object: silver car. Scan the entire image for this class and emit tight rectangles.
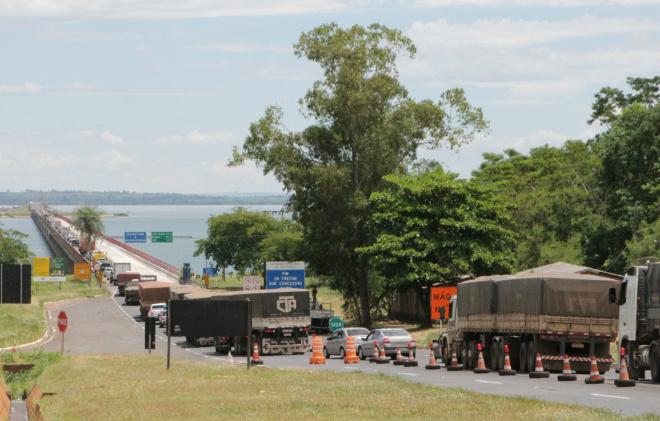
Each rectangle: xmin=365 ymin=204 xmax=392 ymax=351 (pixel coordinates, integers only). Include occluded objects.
xmin=323 ymin=327 xmax=370 ymax=358
xmin=356 ymin=328 xmax=416 ymax=360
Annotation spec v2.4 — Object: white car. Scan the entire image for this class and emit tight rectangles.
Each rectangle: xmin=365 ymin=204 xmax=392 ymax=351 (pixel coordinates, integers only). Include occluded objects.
xmin=103 ymin=267 xmax=113 ymax=279
xmin=148 ymin=303 xmax=166 ymax=319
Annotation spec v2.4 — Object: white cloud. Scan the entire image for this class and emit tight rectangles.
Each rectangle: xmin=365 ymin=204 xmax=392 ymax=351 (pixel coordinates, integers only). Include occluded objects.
xmin=0 ymin=82 xmax=42 ymax=93
xmin=81 ymin=130 xmax=95 ymax=137
xmin=0 ymin=1 xmax=349 ymax=19
xmin=100 ymin=132 xmax=123 ymax=144
xmin=155 ymin=130 xmax=236 ymax=145
xmin=409 ymin=0 xmax=659 ymax=6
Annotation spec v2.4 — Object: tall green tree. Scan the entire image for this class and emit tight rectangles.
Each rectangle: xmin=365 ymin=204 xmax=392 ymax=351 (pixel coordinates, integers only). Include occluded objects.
xmin=194 ymin=207 xmax=301 ymax=277
xmin=72 ymin=204 xmax=105 ymax=257
xmin=359 ymin=168 xmax=516 ymax=326
xmin=0 ymin=224 xmax=33 ymax=264
xmin=231 ymin=23 xmax=488 ymax=328
xmin=589 ymin=76 xmax=660 ymax=127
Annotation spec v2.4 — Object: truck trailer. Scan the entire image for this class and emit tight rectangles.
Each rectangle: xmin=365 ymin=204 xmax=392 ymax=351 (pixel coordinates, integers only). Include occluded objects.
xmin=436 ymin=272 xmax=620 ymax=374
xmin=610 ymin=262 xmax=660 ymax=381
xmin=111 ymin=262 xmax=131 ymax=285
xmin=116 ymin=271 xmax=140 ymax=296
xmin=139 ymin=281 xmax=171 ymax=319
xmin=211 ymin=288 xmax=311 ymax=356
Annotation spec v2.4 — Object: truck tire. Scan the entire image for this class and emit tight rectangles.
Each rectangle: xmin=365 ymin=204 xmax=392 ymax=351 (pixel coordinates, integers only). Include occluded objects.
xmin=650 ymin=344 xmax=660 ymax=383
xmin=519 ymin=342 xmax=528 ymax=373
xmin=526 ymin=340 xmax=537 ymax=373
xmin=497 ymin=341 xmax=505 ymax=371
xmin=468 ymin=341 xmax=477 ymax=370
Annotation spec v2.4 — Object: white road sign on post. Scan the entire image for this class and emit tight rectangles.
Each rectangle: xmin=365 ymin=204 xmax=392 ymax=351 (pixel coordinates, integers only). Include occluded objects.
xmin=243 ymin=276 xmax=261 ymax=291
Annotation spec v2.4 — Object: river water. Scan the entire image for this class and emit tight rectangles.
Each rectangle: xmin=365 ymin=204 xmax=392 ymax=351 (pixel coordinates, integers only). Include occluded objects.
xmin=1 ymin=204 xmax=286 ymax=273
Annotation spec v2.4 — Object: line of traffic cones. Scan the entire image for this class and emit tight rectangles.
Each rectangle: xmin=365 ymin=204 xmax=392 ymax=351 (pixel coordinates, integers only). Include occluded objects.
xmin=404 ymin=343 xmax=418 ymax=367
xmin=557 ymin=355 xmax=576 ymax=381
xmin=251 ymin=342 xmax=263 ymax=366
xmin=498 ymin=345 xmax=515 ymax=376
xmin=309 ymin=335 xmax=326 ymax=364
xmin=473 ymin=343 xmax=491 ymax=374
xmin=344 ymin=336 xmax=360 ymax=364
xmin=426 ymin=342 xmax=441 ymax=370
xmin=529 ymin=353 xmax=550 ymax=378
xmin=446 ymin=345 xmax=463 ymax=371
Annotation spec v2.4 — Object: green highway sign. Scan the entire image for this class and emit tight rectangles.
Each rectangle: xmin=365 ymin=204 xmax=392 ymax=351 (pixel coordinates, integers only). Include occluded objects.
xmin=329 ymin=318 xmax=344 ymax=332
xmin=152 ymin=232 xmax=173 ymax=243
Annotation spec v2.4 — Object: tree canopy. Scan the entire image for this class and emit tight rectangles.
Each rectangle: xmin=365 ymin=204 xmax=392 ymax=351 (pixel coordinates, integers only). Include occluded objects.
xmin=359 ymin=168 xmax=516 ymax=326
xmin=231 ymin=23 xmax=488 ymax=327
xmin=0 ymin=225 xmax=33 ymax=264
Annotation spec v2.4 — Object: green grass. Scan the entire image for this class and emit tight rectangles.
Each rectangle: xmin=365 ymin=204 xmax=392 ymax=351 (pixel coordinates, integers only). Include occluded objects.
xmin=0 ymin=276 xmax=108 ymax=348
xmin=0 ymin=349 xmax=61 ymax=397
xmin=26 ymin=354 xmax=660 ymax=421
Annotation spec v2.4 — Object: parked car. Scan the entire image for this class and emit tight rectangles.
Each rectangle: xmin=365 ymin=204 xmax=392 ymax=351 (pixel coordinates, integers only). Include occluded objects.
xmin=159 ymin=309 xmax=167 ymax=328
xmin=323 ymin=327 xmax=370 ymax=358
xmin=148 ymin=303 xmax=166 ymax=319
xmin=356 ymin=328 xmax=416 ymax=360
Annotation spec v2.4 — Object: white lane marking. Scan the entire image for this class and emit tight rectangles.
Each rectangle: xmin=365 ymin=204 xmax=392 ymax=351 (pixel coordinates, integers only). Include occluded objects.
xmin=475 ymin=380 xmax=503 ymax=385
xmin=591 ymin=393 xmax=631 ymax=400
xmin=398 ymin=373 xmax=418 ymax=376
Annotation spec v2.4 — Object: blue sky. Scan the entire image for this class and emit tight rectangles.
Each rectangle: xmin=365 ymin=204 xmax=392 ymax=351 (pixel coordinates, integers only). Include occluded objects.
xmin=0 ymin=0 xmax=658 ymax=194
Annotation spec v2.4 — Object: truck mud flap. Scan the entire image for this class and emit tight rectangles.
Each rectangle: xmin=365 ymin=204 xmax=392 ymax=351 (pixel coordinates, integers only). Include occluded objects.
xmin=262 ymin=340 xmax=310 ymax=355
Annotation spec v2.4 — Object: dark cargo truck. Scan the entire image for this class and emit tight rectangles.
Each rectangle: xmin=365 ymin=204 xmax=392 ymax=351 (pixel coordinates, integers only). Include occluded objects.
xmin=211 ymin=288 xmax=311 ymax=356
xmin=139 ymin=282 xmax=171 ymax=319
xmin=124 ymin=275 xmax=158 ymax=304
xmin=116 ymin=272 xmax=140 ymax=296
xmin=610 ymin=262 xmax=660 ymax=381
xmin=436 ymin=273 xmax=619 ymax=374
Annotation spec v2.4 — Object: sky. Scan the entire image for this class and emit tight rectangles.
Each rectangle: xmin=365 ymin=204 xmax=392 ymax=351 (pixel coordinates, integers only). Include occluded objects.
xmin=0 ymin=1 xmax=658 ymax=195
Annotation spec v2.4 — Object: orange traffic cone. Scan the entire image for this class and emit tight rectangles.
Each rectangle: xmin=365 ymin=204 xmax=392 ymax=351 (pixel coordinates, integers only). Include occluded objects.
xmin=344 ymin=336 xmax=360 ymax=364
xmin=498 ymin=345 xmax=516 ymax=376
xmin=446 ymin=345 xmax=463 ymax=371
xmin=614 ymin=348 xmax=636 ymax=387
xmin=369 ymin=340 xmax=380 ymax=363
xmin=309 ymin=335 xmax=326 ymax=364
xmin=227 ymin=350 xmax=234 ymax=367
xmin=393 ymin=347 xmax=406 ymax=366
xmin=529 ymin=353 xmax=550 ymax=378
xmin=584 ymin=355 xmax=604 ymax=384
xmin=404 ymin=343 xmax=418 ymax=367
xmin=426 ymin=343 xmax=441 ymax=370
xmin=376 ymin=342 xmax=390 ymax=364
xmin=557 ymin=355 xmax=576 ymax=381
xmin=251 ymin=342 xmax=263 ymax=366
xmin=473 ymin=343 xmax=491 ymax=373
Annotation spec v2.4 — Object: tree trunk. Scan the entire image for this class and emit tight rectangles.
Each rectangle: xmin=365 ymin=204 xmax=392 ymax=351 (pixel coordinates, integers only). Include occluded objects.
xmin=358 ymin=261 xmax=373 ymax=329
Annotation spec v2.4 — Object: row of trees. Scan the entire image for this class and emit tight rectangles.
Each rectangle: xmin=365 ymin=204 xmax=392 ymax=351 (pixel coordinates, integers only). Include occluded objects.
xmin=213 ymin=23 xmax=660 ymax=328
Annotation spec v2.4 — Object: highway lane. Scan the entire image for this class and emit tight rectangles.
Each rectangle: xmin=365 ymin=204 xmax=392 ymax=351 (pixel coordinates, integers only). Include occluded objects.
xmin=32 ymin=286 xmax=660 ymax=417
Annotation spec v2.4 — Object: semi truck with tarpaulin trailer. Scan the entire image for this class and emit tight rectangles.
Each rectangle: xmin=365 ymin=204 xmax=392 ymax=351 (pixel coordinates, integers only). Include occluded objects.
xmin=437 ymin=272 xmax=620 ymax=373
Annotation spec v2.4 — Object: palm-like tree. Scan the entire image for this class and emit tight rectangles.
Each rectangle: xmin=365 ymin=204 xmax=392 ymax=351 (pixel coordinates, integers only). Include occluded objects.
xmin=72 ymin=204 xmax=105 ymax=259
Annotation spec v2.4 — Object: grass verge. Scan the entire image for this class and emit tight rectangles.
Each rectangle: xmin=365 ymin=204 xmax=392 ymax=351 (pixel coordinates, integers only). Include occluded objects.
xmin=0 ymin=276 xmax=108 ymax=348
xmin=26 ymin=354 xmax=660 ymax=421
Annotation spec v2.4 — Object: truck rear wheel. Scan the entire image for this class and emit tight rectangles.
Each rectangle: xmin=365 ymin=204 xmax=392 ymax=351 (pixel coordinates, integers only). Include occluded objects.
xmin=497 ymin=341 xmax=505 ymax=371
xmin=519 ymin=342 xmax=528 ymax=372
xmin=526 ymin=340 xmax=537 ymax=372
xmin=650 ymin=344 xmax=660 ymax=383
xmin=490 ymin=341 xmax=499 ymax=370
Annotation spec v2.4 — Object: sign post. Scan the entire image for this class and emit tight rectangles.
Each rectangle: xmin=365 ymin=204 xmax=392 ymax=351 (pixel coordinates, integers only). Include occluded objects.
xmin=57 ymin=311 xmax=68 ymax=355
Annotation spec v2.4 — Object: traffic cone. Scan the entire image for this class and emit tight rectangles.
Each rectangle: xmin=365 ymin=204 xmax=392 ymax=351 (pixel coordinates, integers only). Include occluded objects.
xmin=12 ymin=339 xmax=16 ymax=354
xmin=426 ymin=342 xmax=441 ymax=370
xmin=557 ymin=355 xmax=577 ymax=381
xmin=446 ymin=345 xmax=463 ymax=371
xmin=251 ymin=342 xmax=263 ymax=366
xmin=344 ymin=336 xmax=360 ymax=364
xmin=393 ymin=347 xmax=406 ymax=366
xmin=498 ymin=345 xmax=516 ymax=376
xmin=473 ymin=343 xmax=491 ymax=374
xmin=369 ymin=340 xmax=379 ymax=363
xmin=584 ymin=355 xmax=604 ymax=384
xmin=529 ymin=353 xmax=550 ymax=378
xmin=309 ymin=335 xmax=326 ymax=364
xmin=227 ymin=350 xmax=234 ymax=367
xmin=404 ymin=342 xmax=418 ymax=367
xmin=376 ymin=342 xmax=390 ymax=364
xmin=614 ymin=348 xmax=636 ymax=387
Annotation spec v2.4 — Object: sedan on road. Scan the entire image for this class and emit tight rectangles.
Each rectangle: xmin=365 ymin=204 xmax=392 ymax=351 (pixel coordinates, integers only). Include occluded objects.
xmin=356 ymin=328 xmax=416 ymax=360
xmin=323 ymin=327 xmax=370 ymax=358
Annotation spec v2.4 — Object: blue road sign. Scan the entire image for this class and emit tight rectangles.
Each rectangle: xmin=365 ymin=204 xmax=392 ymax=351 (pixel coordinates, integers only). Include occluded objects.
xmin=125 ymin=232 xmax=147 ymax=243
xmin=203 ymin=267 xmax=218 ymax=277
xmin=266 ymin=261 xmax=305 ymax=289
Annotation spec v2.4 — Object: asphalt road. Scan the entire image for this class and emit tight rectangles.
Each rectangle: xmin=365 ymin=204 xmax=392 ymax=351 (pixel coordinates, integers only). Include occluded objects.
xmin=33 ymin=285 xmax=660 ymax=417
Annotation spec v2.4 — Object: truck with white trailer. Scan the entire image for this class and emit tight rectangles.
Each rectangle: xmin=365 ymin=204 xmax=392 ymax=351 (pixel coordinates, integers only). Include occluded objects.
xmin=436 ymin=272 xmax=620 ymax=373
xmin=609 ymin=262 xmax=660 ymax=381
